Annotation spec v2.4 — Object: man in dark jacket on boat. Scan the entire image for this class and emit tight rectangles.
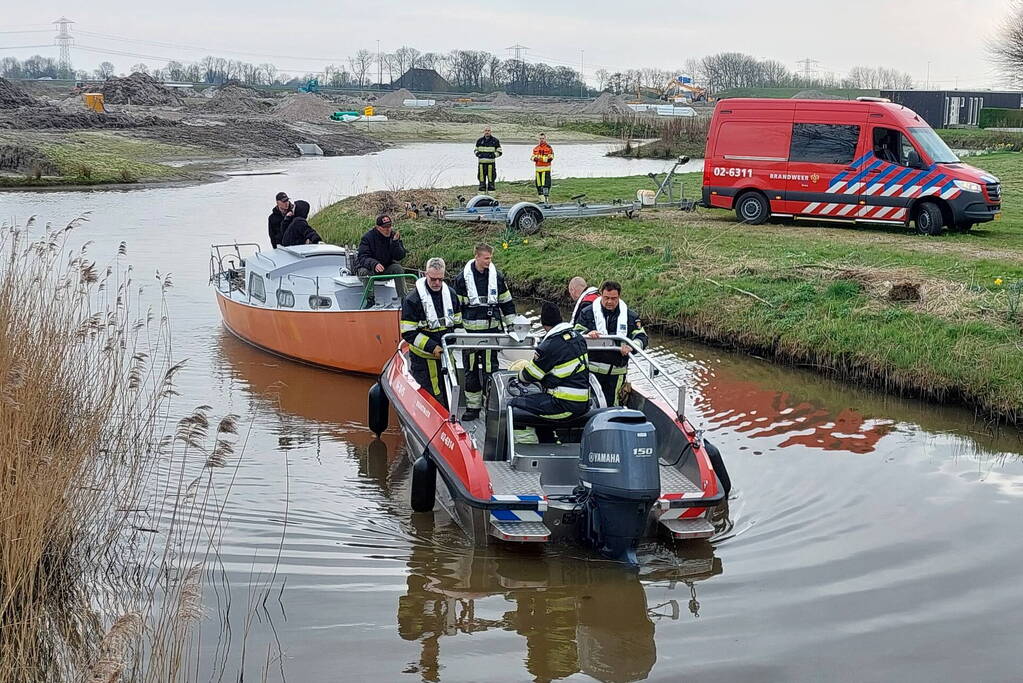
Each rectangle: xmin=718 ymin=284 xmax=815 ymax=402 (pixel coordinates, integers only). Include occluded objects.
xmin=400 ymin=257 xmax=462 ymax=407
xmin=279 ymin=200 xmax=322 ymax=247
xmin=453 ymin=243 xmax=516 ymax=422
xmin=357 ymin=214 xmax=408 ymax=297
xmin=575 ymin=281 xmax=648 ymax=407
xmin=512 ymin=302 xmax=591 ymax=443
xmin=268 ymin=191 xmax=293 ymax=249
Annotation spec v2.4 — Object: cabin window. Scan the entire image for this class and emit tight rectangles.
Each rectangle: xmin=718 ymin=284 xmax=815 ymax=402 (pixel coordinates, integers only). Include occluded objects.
xmin=309 ymin=295 xmax=332 ymax=309
xmin=276 ymin=289 xmax=295 ymax=308
xmin=789 ymin=123 xmax=860 ymax=165
xmin=248 ymin=273 xmax=266 ymax=303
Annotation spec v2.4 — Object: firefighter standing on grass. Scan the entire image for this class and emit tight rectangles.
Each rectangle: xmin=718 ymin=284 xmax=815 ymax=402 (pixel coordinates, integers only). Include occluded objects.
xmin=474 ymin=126 xmax=502 ymax=192
xmin=400 ymin=257 xmax=462 ymax=409
xmin=531 ymin=133 xmax=554 ymax=200
xmin=453 ymin=243 xmax=516 ymax=422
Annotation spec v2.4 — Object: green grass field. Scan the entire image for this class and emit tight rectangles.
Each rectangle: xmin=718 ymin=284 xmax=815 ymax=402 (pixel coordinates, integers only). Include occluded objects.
xmin=312 ymin=153 xmax=1023 ymax=422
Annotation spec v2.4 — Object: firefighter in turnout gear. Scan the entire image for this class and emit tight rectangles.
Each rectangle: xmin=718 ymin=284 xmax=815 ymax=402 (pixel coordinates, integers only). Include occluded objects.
xmin=400 ymin=257 xmax=463 ymax=408
xmin=453 ymin=243 xmax=516 ymax=422
xmin=567 ymin=276 xmax=599 ymax=326
xmin=531 ymin=133 xmax=554 ymax=200
xmin=512 ymin=302 xmax=591 ymax=443
xmin=474 ymin=126 xmax=502 ymax=191
xmin=575 ymin=281 xmax=648 ymax=407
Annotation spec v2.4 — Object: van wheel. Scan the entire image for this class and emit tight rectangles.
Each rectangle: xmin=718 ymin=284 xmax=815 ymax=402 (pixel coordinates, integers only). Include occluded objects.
xmin=914 ymin=202 xmax=946 ymax=236
xmin=735 ymin=192 xmax=770 ymax=225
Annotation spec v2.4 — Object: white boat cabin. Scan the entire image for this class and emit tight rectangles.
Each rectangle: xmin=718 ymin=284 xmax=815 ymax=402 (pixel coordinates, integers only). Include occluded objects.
xmin=211 ymin=243 xmax=406 ymax=312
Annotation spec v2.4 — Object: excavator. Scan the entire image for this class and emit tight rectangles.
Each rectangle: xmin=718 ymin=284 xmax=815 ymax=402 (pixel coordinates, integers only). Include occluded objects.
xmin=660 ymin=76 xmax=707 ymax=103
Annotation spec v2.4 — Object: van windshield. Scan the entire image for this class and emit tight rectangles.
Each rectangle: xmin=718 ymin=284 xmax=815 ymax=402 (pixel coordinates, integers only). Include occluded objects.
xmin=909 ymin=127 xmax=960 ymax=164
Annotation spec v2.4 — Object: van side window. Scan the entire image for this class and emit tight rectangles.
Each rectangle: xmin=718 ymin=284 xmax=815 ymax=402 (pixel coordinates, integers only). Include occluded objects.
xmin=789 ymin=124 xmax=860 ymax=165
xmin=248 ymin=273 xmax=266 ymax=303
xmin=873 ymin=127 xmax=922 ymax=168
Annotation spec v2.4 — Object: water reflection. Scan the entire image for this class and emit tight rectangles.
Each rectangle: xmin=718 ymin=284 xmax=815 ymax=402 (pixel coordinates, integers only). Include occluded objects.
xmin=398 ymin=522 xmax=721 ymax=683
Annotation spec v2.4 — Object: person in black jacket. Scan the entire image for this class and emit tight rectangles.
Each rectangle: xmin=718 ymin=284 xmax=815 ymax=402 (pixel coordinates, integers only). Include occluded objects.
xmin=400 ymin=257 xmax=462 ymax=408
xmin=512 ymin=302 xmax=591 ymax=443
xmin=268 ymin=191 xmax=293 ymax=248
xmin=356 ymin=214 xmax=408 ymax=296
xmin=474 ymin=126 xmax=502 ymax=191
xmin=279 ymin=200 xmax=322 ymax=247
xmin=574 ymin=281 xmax=648 ymax=407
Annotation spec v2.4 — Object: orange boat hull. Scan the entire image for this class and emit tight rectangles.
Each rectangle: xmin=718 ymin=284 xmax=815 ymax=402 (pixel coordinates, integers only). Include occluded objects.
xmin=216 ymin=291 xmax=400 ymax=375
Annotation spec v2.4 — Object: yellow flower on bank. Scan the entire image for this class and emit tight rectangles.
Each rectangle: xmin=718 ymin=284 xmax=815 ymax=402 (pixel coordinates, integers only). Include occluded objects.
xmin=995 ymin=278 xmax=1004 ymax=286
xmin=523 ymin=238 xmax=529 ymax=244
xmin=502 ymin=242 xmax=509 ymax=249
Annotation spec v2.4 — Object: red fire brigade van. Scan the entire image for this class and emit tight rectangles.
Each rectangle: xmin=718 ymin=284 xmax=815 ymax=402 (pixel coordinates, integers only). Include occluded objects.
xmin=701 ymin=98 xmax=1002 ymax=235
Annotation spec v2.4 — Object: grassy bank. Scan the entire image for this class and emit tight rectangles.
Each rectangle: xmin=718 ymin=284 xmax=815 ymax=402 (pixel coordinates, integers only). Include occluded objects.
xmin=935 ymin=128 xmax=1023 ymax=152
xmin=313 ymin=152 xmax=1023 ymax=422
xmin=0 ymin=131 xmax=214 ymax=188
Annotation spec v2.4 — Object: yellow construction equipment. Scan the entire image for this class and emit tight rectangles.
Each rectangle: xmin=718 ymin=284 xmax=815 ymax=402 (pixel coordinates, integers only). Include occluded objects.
xmin=83 ymin=93 xmax=105 ymax=113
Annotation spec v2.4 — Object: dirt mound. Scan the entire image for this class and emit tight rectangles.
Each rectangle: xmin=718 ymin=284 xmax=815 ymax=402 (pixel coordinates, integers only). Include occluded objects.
xmin=272 ymin=92 xmax=337 ymax=122
xmin=375 ymin=88 xmax=415 ymax=106
xmin=490 ymin=91 xmax=519 ymax=107
xmin=0 ymin=106 xmax=169 ymax=130
xmin=0 ymin=77 xmax=36 ymax=109
xmin=351 ymin=189 xmax=442 ymax=221
xmin=792 ymin=90 xmax=834 ymax=100
xmin=416 ymin=106 xmax=487 ymax=123
xmin=202 ymin=84 xmax=273 ymax=115
xmin=0 ymin=143 xmax=57 ymax=175
xmin=101 ymin=72 xmax=183 ymax=106
xmin=580 ymin=92 xmax=632 ymax=115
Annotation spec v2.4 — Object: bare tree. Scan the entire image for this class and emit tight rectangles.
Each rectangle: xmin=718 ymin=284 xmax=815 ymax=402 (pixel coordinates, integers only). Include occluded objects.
xmin=261 ymin=62 xmax=278 ymax=85
xmin=96 ymin=61 xmax=115 ymax=80
xmin=348 ymin=49 xmax=374 ymax=87
xmin=991 ymin=0 xmax=1023 ymax=84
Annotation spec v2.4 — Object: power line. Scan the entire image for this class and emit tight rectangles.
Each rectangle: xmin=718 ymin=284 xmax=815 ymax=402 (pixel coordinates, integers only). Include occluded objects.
xmin=76 ymin=29 xmax=348 ymax=63
xmin=0 ymin=29 xmax=52 ymax=34
xmin=0 ymin=44 xmax=56 ymax=50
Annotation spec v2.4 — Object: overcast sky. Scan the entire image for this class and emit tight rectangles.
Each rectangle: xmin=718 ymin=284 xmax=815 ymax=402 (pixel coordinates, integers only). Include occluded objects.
xmin=4 ymin=0 xmax=1017 ymax=88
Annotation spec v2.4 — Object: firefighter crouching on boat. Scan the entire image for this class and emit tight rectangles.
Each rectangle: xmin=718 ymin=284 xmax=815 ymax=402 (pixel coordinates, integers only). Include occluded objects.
xmin=453 ymin=243 xmax=516 ymax=422
xmin=474 ymin=126 xmax=502 ymax=192
xmin=400 ymin=257 xmax=462 ymax=408
xmin=511 ymin=302 xmax=591 ymax=443
xmin=531 ymin=133 xmax=554 ymax=200
xmin=575 ymin=280 xmax=648 ymax=407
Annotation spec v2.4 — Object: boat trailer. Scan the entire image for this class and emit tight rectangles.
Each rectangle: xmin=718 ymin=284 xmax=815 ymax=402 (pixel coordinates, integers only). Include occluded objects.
xmin=440 ymin=194 xmax=641 ymax=234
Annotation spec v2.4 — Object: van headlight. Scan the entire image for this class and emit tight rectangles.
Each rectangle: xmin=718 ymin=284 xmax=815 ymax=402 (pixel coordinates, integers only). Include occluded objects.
xmin=953 ymin=180 xmax=982 ymax=194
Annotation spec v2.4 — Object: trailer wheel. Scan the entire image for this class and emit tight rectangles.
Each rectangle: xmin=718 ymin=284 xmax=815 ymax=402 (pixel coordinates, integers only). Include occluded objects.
xmin=914 ymin=201 xmax=946 ymax=236
xmin=734 ymin=192 xmax=770 ymax=225
xmin=512 ymin=208 xmax=543 ymax=234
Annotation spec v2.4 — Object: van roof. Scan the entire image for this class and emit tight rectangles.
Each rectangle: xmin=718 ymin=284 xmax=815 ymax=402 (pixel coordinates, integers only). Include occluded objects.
xmin=714 ymin=98 xmax=927 ymax=128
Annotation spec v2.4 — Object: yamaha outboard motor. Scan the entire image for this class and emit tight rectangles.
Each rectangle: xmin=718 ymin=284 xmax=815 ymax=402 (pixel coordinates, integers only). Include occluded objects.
xmin=578 ymin=409 xmax=659 ymax=565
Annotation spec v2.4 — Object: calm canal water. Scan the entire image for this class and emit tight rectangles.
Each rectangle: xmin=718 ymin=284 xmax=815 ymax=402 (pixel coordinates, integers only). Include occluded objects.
xmin=4 ymin=143 xmax=1023 ymax=682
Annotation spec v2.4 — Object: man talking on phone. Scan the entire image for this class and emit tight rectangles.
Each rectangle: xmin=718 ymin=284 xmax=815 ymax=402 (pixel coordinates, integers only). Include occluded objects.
xmin=356 ymin=214 xmax=409 ymax=297
xmin=268 ymin=191 xmax=293 ymax=249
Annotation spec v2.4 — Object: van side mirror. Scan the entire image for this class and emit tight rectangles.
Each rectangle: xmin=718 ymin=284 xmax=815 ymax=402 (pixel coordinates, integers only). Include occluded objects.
xmin=906 ymin=150 xmax=923 ymax=169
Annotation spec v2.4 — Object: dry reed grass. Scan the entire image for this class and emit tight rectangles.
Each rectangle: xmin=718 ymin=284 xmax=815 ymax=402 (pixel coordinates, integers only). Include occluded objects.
xmin=0 ymin=218 xmax=243 ymax=683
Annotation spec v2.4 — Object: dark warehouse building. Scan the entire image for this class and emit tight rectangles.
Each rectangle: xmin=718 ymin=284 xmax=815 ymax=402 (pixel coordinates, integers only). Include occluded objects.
xmin=880 ymin=89 xmax=1023 ymax=128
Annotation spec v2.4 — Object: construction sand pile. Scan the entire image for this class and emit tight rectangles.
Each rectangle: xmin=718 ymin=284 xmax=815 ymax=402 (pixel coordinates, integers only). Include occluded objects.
xmin=580 ymin=92 xmax=633 ymax=115
xmin=0 ymin=77 xmax=37 ymax=109
xmin=490 ymin=91 xmax=520 ymax=107
xmin=272 ymin=92 xmax=337 ymax=123
xmin=375 ymin=88 xmax=414 ymax=106
xmin=202 ymin=84 xmax=273 ymax=115
xmin=101 ymin=72 xmax=183 ymax=106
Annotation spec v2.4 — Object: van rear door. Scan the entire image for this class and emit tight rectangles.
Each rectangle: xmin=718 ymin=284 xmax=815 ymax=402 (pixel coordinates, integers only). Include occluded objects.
xmin=783 ymin=109 xmax=869 ymax=219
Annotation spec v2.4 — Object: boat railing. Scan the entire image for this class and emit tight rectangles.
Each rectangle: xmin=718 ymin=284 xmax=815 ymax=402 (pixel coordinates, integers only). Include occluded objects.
xmin=209 ymin=242 xmax=261 ymax=290
xmin=360 ymin=274 xmax=418 ymax=309
xmin=439 ymin=330 xmax=686 ymax=420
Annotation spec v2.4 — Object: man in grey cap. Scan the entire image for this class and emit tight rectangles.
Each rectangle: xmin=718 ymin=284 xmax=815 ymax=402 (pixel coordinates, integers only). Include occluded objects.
xmin=356 ymin=214 xmax=408 ymax=296
xmin=268 ymin=191 xmax=293 ymax=249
